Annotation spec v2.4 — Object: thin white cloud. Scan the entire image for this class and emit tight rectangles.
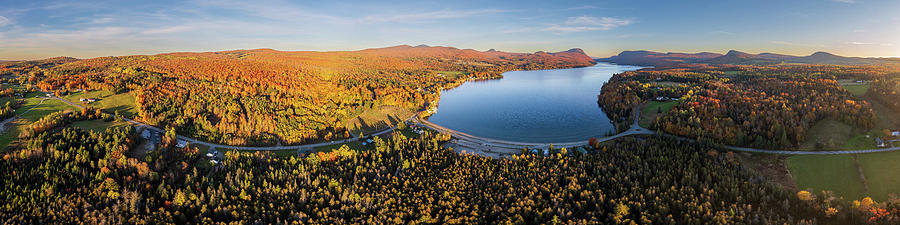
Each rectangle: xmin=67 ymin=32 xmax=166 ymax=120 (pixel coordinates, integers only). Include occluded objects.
xmin=831 ymin=0 xmax=856 ymax=3
xmin=141 ymin=25 xmax=192 ymax=35
xmin=90 ymin=17 xmax=114 ymax=24
xmin=847 ymin=41 xmax=872 ymax=45
xmin=361 ymin=9 xmax=510 ymax=24
xmin=503 ymin=16 xmax=633 ymax=33
xmin=0 ymin=16 xmax=12 ymax=27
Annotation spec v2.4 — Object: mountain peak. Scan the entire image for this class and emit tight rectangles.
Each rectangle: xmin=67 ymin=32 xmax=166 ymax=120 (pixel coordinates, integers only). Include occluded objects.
xmin=563 ymin=48 xmax=586 ymax=55
xmin=809 ymin=51 xmax=837 ymax=57
xmin=725 ymin=50 xmax=749 ymax=56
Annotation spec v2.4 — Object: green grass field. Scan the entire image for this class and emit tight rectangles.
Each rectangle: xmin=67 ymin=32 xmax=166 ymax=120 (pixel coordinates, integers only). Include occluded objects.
xmin=347 ymin=105 xmax=414 ymax=136
xmin=787 ymin=151 xmax=900 ymax=202
xmin=19 ymin=98 xmax=78 ymax=122
xmin=0 ymin=119 xmax=26 ymax=153
xmin=800 ymin=119 xmax=855 ymax=150
xmin=840 ymin=83 xmax=870 ymax=96
xmin=858 ymin=151 xmax=900 ymax=201
xmin=640 ymin=100 xmax=677 ymax=128
xmin=63 ymin=90 xmax=139 ymax=118
xmin=434 ymin=71 xmax=465 ymax=79
xmin=786 ymin=154 xmax=866 ymax=200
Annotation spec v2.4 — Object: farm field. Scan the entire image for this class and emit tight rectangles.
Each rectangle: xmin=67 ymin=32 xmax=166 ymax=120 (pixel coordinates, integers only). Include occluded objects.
xmin=786 ymin=154 xmax=866 ymax=200
xmin=62 ymin=90 xmax=139 ymax=118
xmin=787 ymin=151 xmax=900 ymax=202
xmin=639 ymin=100 xmax=677 ymax=128
xmin=346 ymin=105 xmax=415 ymax=136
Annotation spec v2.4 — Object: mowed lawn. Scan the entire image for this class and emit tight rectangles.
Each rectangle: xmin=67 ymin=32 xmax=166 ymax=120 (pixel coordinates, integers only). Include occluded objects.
xmin=63 ymin=90 xmax=139 ymax=118
xmin=838 ymin=79 xmax=870 ymax=96
xmin=347 ymin=105 xmax=414 ymax=136
xmin=786 ymin=154 xmax=866 ymax=200
xmin=842 ymin=84 xmax=870 ymax=96
xmin=788 ymin=151 xmax=900 ymax=202
xmin=640 ymin=100 xmax=677 ymax=128
xmin=857 ymin=151 xmax=900 ymax=201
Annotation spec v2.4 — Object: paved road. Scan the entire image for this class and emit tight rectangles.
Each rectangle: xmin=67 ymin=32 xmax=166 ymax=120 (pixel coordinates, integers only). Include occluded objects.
xmin=46 ymin=91 xmax=900 ymax=156
xmin=418 ymin=104 xmax=654 ymax=156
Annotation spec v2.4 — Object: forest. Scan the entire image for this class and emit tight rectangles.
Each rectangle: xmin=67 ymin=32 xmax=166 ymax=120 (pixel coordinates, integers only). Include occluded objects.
xmin=598 ymin=64 xmax=899 ymax=149
xmin=4 ymin=110 xmax=899 ymax=224
xmin=6 ymin=46 xmax=594 ymax=146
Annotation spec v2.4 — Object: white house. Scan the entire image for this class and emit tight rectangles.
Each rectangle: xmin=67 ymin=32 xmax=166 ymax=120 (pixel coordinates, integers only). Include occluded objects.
xmin=876 ymin=138 xmax=887 ymax=148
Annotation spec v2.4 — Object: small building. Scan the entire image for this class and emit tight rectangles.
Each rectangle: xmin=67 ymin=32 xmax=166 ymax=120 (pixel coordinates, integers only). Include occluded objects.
xmin=206 ymin=149 xmax=219 ymax=158
xmin=876 ymin=137 xmax=887 ymax=148
xmin=175 ymin=139 xmax=188 ymax=148
xmin=141 ymin=129 xmax=152 ymax=139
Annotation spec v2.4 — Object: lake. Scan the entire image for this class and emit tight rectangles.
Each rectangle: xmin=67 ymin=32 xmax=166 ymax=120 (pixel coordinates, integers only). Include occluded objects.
xmin=427 ymin=62 xmax=643 ymax=143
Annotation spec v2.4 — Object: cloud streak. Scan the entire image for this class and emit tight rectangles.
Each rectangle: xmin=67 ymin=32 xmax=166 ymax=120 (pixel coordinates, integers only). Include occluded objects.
xmin=506 ymin=16 xmax=634 ymax=33
xmin=361 ymin=9 xmax=510 ymax=24
xmin=0 ymin=16 xmax=11 ymax=27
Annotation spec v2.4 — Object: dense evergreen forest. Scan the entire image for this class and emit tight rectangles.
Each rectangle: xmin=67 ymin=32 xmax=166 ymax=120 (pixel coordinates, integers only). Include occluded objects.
xmin=4 ymin=110 xmax=899 ymax=224
xmin=599 ymin=64 xmax=900 ymax=149
xmin=0 ymin=46 xmax=594 ymax=146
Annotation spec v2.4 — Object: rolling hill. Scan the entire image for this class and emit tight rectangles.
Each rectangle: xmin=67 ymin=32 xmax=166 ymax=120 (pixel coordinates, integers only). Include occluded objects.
xmin=598 ymin=50 xmax=900 ymax=66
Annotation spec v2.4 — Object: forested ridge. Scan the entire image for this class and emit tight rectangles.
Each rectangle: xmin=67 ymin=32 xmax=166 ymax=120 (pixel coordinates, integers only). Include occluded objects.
xmin=2 ymin=45 xmax=594 ymax=146
xmin=4 ymin=111 xmax=899 ymax=224
xmin=599 ymin=64 xmax=898 ymax=149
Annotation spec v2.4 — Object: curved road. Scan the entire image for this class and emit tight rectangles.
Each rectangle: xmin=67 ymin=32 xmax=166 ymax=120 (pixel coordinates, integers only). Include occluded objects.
xmin=45 ymin=91 xmax=900 ymax=156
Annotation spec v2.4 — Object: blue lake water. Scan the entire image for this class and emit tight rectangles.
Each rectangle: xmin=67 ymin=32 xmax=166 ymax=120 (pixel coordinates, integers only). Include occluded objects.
xmin=427 ymin=63 xmax=643 ymax=143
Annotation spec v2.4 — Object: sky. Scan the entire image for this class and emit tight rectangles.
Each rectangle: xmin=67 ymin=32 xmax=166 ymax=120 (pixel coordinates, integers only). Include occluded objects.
xmin=0 ymin=0 xmax=898 ymax=60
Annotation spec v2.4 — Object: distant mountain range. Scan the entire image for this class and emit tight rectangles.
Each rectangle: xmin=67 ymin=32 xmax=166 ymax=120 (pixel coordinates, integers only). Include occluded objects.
xmin=596 ymin=50 xmax=900 ymax=66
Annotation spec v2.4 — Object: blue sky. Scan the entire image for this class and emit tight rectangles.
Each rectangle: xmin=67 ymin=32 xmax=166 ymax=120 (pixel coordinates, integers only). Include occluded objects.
xmin=0 ymin=0 xmax=897 ymax=60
